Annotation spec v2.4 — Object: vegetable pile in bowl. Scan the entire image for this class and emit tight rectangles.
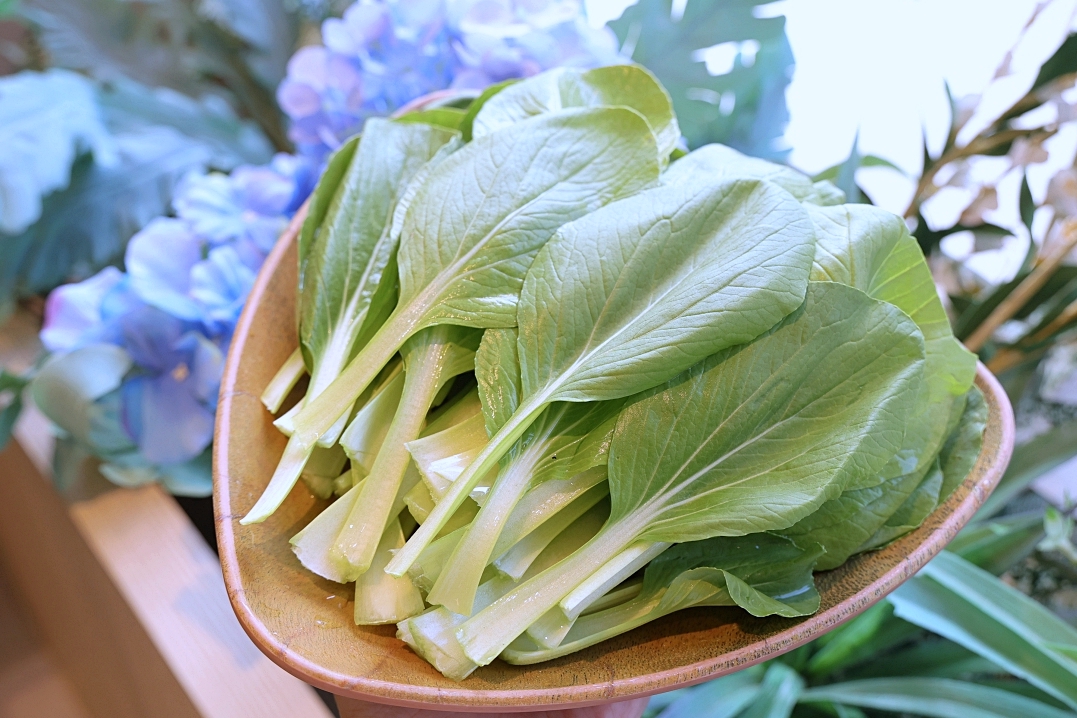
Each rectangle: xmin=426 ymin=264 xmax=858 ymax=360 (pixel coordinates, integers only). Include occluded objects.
xmin=244 ymin=65 xmax=984 ymax=681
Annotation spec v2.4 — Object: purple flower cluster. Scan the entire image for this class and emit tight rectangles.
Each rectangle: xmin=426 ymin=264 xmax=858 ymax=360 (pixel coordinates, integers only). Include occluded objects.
xmin=279 ymin=0 xmax=620 ymax=160
xmin=38 ymin=155 xmax=315 ymax=494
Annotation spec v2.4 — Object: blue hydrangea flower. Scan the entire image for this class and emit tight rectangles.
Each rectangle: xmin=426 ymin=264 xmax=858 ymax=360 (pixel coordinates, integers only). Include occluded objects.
xmin=38 ymin=154 xmax=313 ymax=493
xmin=279 ymin=0 xmax=620 ymax=160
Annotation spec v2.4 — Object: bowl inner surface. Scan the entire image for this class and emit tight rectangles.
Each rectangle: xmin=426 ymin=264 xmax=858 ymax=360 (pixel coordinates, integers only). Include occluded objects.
xmin=214 ymin=214 xmax=1015 ymax=711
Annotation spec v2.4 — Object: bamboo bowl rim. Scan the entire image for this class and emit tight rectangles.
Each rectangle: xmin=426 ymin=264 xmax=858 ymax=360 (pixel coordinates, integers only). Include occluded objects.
xmin=214 ymin=204 xmax=1016 ymax=712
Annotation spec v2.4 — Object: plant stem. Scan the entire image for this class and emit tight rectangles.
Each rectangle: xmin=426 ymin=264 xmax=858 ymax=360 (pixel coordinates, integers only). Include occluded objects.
xmin=455 ymin=519 xmax=641 ymax=665
xmin=261 ymin=348 xmax=306 ymax=413
xmin=332 ymin=330 xmax=449 ymax=579
xmin=965 ymin=219 xmax=1077 ymax=352
xmin=384 ymin=393 xmax=552 ymax=577
xmin=427 ymin=438 xmax=549 ymax=614
xmin=293 ymin=302 xmax=422 ymax=445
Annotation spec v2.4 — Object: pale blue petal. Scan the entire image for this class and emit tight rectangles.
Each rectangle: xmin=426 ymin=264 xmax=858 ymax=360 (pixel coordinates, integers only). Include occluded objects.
xmin=125 ymin=218 xmax=203 ymax=321
xmin=40 ymin=266 xmax=124 ymax=352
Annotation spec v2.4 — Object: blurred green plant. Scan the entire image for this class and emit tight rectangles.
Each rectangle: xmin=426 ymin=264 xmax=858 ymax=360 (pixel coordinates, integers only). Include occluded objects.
xmin=645 ymin=538 xmax=1077 ymax=718
xmin=609 ymin=0 xmax=794 ymax=160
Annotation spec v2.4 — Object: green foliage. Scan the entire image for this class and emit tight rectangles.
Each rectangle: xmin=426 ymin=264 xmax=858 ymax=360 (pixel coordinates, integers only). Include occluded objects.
xmin=609 ymin=0 xmax=794 ymax=159
xmin=891 ymin=552 xmax=1077 ymax=709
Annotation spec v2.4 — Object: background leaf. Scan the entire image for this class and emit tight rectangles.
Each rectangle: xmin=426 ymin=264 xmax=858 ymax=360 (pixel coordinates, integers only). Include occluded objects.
xmin=0 ymin=69 xmax=114 ymax=234
xmin=801 ymin=678 xmax=1075 ymax=718
xmin=889 ymin=551 xmax=1077 ymax=710
xmin=610 ymin=0 xmax=793 ymax=159
xmin=0 ymin=78 xmax=272 ymax=310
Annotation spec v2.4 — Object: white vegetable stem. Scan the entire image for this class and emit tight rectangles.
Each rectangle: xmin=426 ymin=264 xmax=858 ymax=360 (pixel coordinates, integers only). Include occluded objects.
xmin=332 ymin=326 xmax=468 ymax=578
xmin=242 ymin=304 xmax=422 ymax=525
xmin=261 ymin=348 xmax=306 ymax=414
xmin=384 ymin=392 xmax=552 ymax=576
xmin=427 ymin=437 xmax=551 ymax=613
xmin=454 ymin=514 xmax=647 ymax=665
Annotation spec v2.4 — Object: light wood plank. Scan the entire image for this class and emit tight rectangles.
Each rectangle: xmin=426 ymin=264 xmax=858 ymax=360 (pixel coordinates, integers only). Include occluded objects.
xmin=336 ymin=697 xmax=649 ymax=717
xmin=0 ymin=440 xmax=202 ymax=718
xmin=71 ymin=484 xmax=333 ymax=718
xmin=0 ymin=573 xmax=91 ymax=718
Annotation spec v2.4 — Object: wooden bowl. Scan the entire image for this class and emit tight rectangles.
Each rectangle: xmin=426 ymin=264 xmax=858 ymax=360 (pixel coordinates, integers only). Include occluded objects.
xmin=214 ymin=206 xmax=1016 ymax=713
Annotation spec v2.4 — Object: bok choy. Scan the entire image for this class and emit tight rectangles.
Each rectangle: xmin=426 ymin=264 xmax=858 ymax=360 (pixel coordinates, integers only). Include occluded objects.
xmin=244 ymin=65 xmax=986 ymax=681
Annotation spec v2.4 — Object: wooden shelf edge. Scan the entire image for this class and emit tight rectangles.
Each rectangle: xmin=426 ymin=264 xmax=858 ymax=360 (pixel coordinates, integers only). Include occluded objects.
xmin=0 ymin=434 xmax=333 ymax=718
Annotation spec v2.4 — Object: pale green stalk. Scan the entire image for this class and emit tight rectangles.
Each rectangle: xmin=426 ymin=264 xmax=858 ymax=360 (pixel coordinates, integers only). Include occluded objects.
xmin=501 ymin=590 xmax=669 ymax=665
xmin=427 ymin=432 xmax=553 ymax=612
xmin=400 ymin=499 xmax=608 ymax=680
xmin=526 ymin=539 xmax=667 ymax=648
xmin=405 ymin=411 xmax=488 ymax=499
xmin=494 ymin=485 xmax=609 ymax=581
xmin=289 ymin=470 xmax=420 ymax=584
xmin=490 ymin=466 xmax=608 ymax=564
xmin=339 ymin=361 xmax=404 ymax=474
xmin=404 ymin=482 xmax=436 ymax=523
xmin=331 ymin=326 xmax=475 ymax=578
xmin=408 ymin=526 xmax=468 ymax=593
xmin=261 ymin=348 xmax=306 ymax=414
xmin=582 ymin=578 xmax=642 ymax=615
xmin=299 ymin=444 xmax=347 ymax=500
xmin=454 ymin=515 xmax=648 ymax=665
xmin=384 ymin=394 xmax=550 ymax=575
xmin=559 ymin=540 xmax=670 ymax=619
xmin=353 ymin=517 xmax=425 ymax=625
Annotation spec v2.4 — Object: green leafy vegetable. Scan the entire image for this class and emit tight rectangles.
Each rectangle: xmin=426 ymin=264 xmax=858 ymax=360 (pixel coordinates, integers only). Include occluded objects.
xmin=387 ymin=174 xmax=818 ymax=579
xmin=664 ymin=143 xmax=843 ymax=205
xmin=473 ymin=65 xmax=681 ymax=158
xmin=251 ymin=108 xmax=663 ymax=525
xmin=455 ymin=282 xmax=924 ymax=665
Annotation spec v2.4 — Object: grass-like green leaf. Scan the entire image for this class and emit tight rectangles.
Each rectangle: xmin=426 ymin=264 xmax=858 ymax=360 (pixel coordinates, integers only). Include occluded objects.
xmin=800 ymin=678 xmax=1075 ymax=718
xmin=889 ymin=551 xmax=1077 ymax=710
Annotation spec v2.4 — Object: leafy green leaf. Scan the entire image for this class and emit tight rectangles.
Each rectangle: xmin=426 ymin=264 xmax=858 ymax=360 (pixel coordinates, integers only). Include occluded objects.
xmin=738 ymin=662 xmax=804 ymax=718
xmin=889 ymin=551 xmax=1077 ymax=709
xmin=783 ymin=460 xmax=936 ymax=570
xmin=396 ymin=108 xmax=659 ymax=333
xmin=459 ymin=79 xmax=517 ymax=142
xmin=519 ymin=178 xmax=815 ymax=405
xmin=801 ymin=678 xmax=1075 ymax=718
xmin=0 ymin=69 xmax=113 ymax=234
xmin=646 ymin=533 xmax=822 ymax=618
xmin=301 ymin=108 xmax=660 ymax=533
xmin=663 ymin=143 xmax=843 ymax=205
xmin=860 ymin=459 xmax=944 ymax=550
xmin=609 ymin=0 xmax=794 ymax=158
xmin=475 ymin=327 xmax=521 ymax=438
xmin=299 ymin=119 xmax=457 ymax=390
xmin=951 ymin=512 xmax=1045 ymax=575
xmin=395 ymin=107 xmax=467 ymax=132
xmin=456 ymin=282 xmax=925 ymax=665
xmin=609 ymin=282 xmax=922 ymax=544
xmin=473 ymin=65 xmax=681 ymax=158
